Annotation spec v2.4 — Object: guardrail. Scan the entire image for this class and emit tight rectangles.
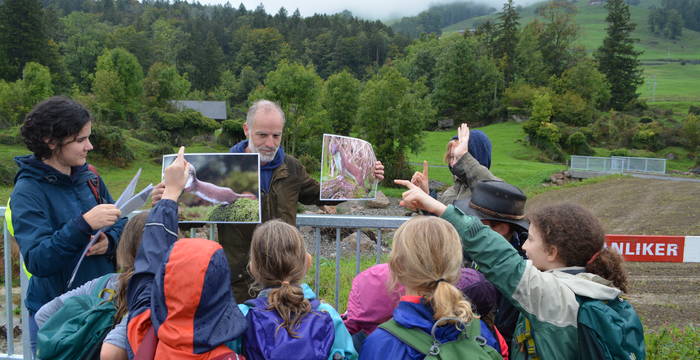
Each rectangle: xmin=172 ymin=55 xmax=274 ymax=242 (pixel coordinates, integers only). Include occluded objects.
xmin=570 ymin=155 xmax=666 ymax=175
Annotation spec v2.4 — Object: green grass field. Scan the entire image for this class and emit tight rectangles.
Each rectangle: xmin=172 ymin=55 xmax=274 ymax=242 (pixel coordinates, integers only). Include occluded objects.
xmin=639 ymin=63 xmax=700 ymax=103
xmin=406 ymin=122 xmax=566 ymax=197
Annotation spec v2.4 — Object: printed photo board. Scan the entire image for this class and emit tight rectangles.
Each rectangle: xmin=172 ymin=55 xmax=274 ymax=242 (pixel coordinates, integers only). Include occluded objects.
xmin=320 ymin=134 xmax=378 ymax=200
xmin=162 ymin=153 xmax=261 ymax=223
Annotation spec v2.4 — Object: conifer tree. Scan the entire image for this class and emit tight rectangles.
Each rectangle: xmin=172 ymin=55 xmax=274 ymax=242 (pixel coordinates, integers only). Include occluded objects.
xmin=0 ymin=0 xmax=48 ymax=81
xmin=596 ymin=0 xmax=643 ymax=110
xmin=495 ymin=0 xmax=520 ymax=87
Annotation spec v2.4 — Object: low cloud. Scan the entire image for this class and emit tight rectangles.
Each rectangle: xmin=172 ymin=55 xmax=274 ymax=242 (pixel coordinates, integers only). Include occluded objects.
xmin=198 ymin=0 xmax=541 ymax=20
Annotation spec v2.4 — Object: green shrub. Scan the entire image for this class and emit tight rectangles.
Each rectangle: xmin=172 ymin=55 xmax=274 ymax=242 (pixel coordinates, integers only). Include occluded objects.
xmin=0 ymin=125 xmax=21 ymax=145
xmin=148 ymin=144 xmax=175 ymax=160
xmin=90 ymin=124 xmax=135 ymax=167
xmin=503 ymin=83 xmax=545 ymax=115
xmin=552 ymin=92 xmax=594 ymax=127
xmin=133 ymin=127 xmax=170 ymax=144
xmin=610 ymin=148 xmax=630 ymax=156
xmin=633 ymin=122 xmax=665 ymax=151
xmin=298 ymin=153 xmax=320 ymax=174
xmin=218 ymin=118 xmax=246 ymax=147
xmin=145 ymin=109 xmax=219 ymax=145
xmin=688 ymin=105 xmax=700 ymax=115
xmin=566 ymin=131 xmax=595 ymax=156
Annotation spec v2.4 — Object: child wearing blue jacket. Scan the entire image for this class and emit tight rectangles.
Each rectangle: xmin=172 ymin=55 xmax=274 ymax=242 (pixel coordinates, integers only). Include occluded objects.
xmin=237 ymin=220 xmax=357 ymax=360
xmin=360 ymin=216 xmax=502 ymax=360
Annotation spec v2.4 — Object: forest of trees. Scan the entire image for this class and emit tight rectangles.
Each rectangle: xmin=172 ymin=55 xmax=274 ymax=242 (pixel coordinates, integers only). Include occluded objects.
xmin=648 ymin=0 xmax=700 ymax=36
xmin=1 ymin=0 xmax=695 ymax=180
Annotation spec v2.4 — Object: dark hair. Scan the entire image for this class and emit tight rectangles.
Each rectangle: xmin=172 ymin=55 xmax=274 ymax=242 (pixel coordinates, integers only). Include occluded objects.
xmin=20 ymin=96 xmax=92 ymax=160
xmin=114 ymin=211 xmax=149 ymax=323
xmin=528 ymin=203 xmax=628 ymax=293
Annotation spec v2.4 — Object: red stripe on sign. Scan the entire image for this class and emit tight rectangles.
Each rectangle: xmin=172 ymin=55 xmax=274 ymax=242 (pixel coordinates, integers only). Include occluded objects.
xmin=605 ymin=235 xmax=685 ymax=262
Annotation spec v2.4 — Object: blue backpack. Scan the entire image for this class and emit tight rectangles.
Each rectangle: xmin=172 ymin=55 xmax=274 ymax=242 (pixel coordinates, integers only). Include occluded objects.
xmin=242 ymin=297 xmax=335 ymax=360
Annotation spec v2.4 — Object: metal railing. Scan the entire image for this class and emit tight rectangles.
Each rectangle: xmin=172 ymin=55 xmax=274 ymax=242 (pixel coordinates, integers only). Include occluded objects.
xmin=570 ymin=155 xmax=666 ymax=175
xmin=1 ymin=206 xmax=410 ymax=359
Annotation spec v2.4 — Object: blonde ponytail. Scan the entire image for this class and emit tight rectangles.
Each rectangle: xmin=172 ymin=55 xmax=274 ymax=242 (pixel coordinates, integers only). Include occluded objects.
xmin=390 ymin=216 xmax=476 ymax=325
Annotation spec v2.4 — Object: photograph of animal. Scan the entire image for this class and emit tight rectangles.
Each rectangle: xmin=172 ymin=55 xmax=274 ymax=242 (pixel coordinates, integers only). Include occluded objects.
xmin=321 ymin=134 xmax=378 ymax=200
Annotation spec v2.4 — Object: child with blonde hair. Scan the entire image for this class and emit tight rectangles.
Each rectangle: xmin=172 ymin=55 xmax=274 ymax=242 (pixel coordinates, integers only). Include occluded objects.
xmin=395 ymin=179 xmax=645 ymax=360
xmin=238 ymin=219 xmax=357 ymax=360
xmin=360 ymin=216 xmax=502 ymax=359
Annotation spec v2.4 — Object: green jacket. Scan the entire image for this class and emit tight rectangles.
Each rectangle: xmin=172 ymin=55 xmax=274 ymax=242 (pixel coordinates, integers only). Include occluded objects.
xmin=438 ymin=153 xmax=499 ymax=205
xmin=218 ymin=154 xmax=338 ymax=301
xmin=441 ymin=206 xmax=622 ymax=360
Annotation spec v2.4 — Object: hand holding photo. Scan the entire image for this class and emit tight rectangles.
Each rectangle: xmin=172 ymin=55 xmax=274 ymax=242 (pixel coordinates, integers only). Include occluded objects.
xmin=320 ymin=134 xmax=378 ymax=200
xmin=162 ymin=153 xmax=261 ymax=223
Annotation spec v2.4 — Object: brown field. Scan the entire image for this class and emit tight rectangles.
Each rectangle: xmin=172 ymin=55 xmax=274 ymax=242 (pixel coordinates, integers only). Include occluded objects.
xmin=528 ymin=177 xmax=700 ymax=331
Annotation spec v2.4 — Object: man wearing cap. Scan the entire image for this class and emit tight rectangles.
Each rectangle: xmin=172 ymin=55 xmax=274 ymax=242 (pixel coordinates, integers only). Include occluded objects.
xmin=453 ymin=179 xmax=529 ymax=350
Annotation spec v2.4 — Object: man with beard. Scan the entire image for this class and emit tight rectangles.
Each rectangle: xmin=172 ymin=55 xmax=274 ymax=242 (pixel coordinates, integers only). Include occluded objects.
xmin=155 ymin=100 xmax=384 ymax=301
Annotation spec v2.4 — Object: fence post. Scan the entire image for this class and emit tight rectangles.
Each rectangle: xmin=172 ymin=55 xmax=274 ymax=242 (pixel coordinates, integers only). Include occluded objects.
xmin=4 ymin=219 xmax=15 ymax=356
xmin=313 ymin=228 xmax=321 ymax=296
xmin=355 ymin=230 xmax=361 ymax=275
xmin=334 ymin=228 xmax=341 ymax=309
xmin=20 ymin=255 xmax=30 ymax=359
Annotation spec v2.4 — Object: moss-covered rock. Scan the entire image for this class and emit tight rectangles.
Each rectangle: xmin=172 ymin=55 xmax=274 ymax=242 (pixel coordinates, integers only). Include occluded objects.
xmin=207 ymin=198 xmax=259 ymax=222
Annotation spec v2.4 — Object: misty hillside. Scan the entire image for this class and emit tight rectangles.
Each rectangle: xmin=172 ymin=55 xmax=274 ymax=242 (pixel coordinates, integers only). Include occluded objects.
xmin=441 ymin=0 xmax=700 ymax=61
xmin=389 ymin=1 xmax=496 ymax=38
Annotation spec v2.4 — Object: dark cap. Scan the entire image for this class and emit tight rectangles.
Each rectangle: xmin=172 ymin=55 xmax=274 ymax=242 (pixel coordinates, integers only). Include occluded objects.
xmin=454 ymin=180 xmax=529 ymax=232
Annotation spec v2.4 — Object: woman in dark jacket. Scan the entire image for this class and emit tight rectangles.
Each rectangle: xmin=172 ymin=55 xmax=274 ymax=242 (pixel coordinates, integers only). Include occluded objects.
xmin=9 ymin=96 xmax=126 ymax=352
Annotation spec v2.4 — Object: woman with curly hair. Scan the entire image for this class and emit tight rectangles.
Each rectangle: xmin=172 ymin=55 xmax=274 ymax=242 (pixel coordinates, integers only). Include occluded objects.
xmin=9 ymin=96 xmax=126 ymax=353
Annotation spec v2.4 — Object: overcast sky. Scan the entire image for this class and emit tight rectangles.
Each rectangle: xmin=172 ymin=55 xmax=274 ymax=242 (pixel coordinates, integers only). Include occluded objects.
xmin=197 ymin=0 xmax=537 ymax=20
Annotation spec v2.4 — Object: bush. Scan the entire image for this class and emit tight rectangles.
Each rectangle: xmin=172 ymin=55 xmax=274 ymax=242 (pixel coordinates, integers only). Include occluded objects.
xmin=218 ymin=119 xmax=246 ymax=147
xmin=148 ymin=144 xmax=175 ymax=160
xmin=632 ymin=127 xmax=664 ymax=151
xmin=552 ymin=92 xmax=595 ymax=126
xmin=566 ymin=131 xmax=595 ymax=156
xmin=610 ymin=148 xmax=630 ymax=157
xmin=503 ymin=82 xmax=545 ymax=114
xmin=90 ymin=124 xmax=135 ymax=167
xmin=0 ymin=125 xmax=21 ymax=145
xmin=133 ymin=127 xmax=171 ymax=144
xmin=145 ymin=109 xmax=219 ymax=145
xmin=688 ymin=105 xmax=700 ymax=116
xmin=297 ymin=153 xmax=320 ymax=174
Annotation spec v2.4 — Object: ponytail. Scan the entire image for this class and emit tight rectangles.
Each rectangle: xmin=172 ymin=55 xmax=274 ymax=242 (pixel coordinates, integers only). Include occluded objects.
xmin=586 ymin=247 xmax=628 ymax=293
xmin=430 ymin=281 xmax=476 ymax=324
xmin=267 ymin=281 xmax=311 ymax=337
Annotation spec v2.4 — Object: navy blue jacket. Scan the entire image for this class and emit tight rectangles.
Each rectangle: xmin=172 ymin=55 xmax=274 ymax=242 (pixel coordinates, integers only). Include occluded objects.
xmin=10 ymin=155 xmax=126 ymax=313
xmin=360 ymin=300 xmax=500 ymax=360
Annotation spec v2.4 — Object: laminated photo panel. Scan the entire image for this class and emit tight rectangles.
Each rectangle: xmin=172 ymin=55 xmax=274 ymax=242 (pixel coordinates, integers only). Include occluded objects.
xmin=162 ymin=153 xmax=261 ymax=223
xmin=320 ymin=134 xmax=378 ymax=200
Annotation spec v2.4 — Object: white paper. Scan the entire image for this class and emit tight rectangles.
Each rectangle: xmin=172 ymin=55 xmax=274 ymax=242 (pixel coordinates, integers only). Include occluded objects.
xmin=67 ymin=169 xmax=152 ymax=289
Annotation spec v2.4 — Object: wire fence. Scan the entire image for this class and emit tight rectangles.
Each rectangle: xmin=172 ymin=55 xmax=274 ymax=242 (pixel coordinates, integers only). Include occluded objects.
xmin=570 ymin=155 xmax=666 ymax=175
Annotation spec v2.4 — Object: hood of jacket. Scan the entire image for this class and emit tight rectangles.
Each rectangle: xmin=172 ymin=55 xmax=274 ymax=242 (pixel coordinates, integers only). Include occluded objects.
xmin=392 ymin=300 xmax=462 ymax=343
xmin=551 ymin=267 xmax=622 ymax=301
xmin=152 ymin=237 xmax=247 ymax=354
xmin=14 ymin=154 xmax=94 ymax=186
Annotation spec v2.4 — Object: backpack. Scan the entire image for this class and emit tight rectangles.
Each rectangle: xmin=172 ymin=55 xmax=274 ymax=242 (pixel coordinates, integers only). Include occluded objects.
xmin=575 ymin=295 xmax=646 ymax=360
xmin=36 ymin=273 xmax=118 ymax=360
xmin=378 ymin=317 xmax=502 ymax=360
xmin=243 ymin=297 xmax=335 ymax=360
